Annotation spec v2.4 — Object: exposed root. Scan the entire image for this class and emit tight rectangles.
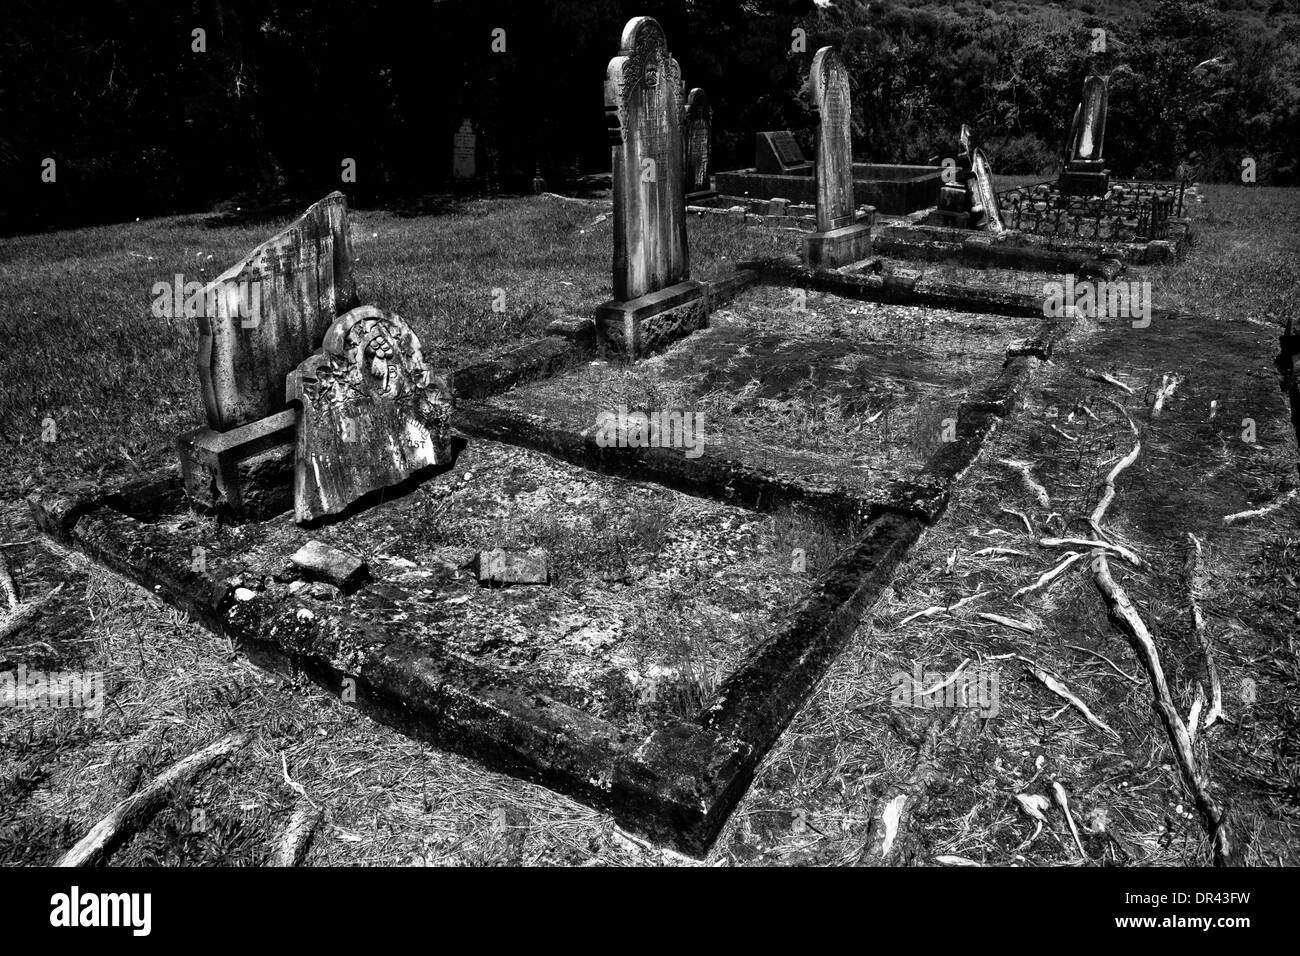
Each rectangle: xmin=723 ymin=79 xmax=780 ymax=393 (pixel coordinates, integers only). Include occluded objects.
xmin=898 ymin=590 xmax=987 ymax=627
xmin=1151 ymin=373 xmax=1183 ymax=417
xmin=1012 ymin=551 xmax=1085 ymax=599
xmin=1000 ymin=507 xmax=1034 ymax=535
xmin=1222 ymin=488 xmax=1298 ymax=525
xmin=856 ymin=718 xmax=945 ymax=866
xmin=1066 ymin=644 xmax=1141 ymax=686
xmin=1083 ymin=368 xmax=1135 ymax=394
xmin=1185 ymin=533 xmax=1223 ymax=729
xmin=0 ymin=584 xmax=66 ymax=642
xmin=0 ymin=551 xmax=18 ymax=610
xmin=267 ymin=802 xmax=325 ymax=867
xmin=1052 ymin=781 xmax=1088 ymax=859
xmin=1040 ymin=536 xmax=1143 ymax=567
xmin=1091 ymin=556 xmax=1240 ymax=866
xmin=976 ymin=612 xmax=1035 ymax=634
xmin=998 ymin=459 xmax=1050 ymax=508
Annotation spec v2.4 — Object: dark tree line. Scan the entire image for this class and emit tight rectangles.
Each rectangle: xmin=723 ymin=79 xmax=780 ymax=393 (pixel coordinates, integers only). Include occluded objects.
xmin=1 ymin=0 xmax=1293 ymax=234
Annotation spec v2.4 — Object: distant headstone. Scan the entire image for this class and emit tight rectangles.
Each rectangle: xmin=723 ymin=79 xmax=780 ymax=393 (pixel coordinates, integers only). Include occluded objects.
xmin=802 ymin=48 xmax=872 ymax=269
xmin=596 ymin=16 xmax=704 ymax=358
xmin=1059 ymin=75 xmax=1110 ymax=196
xmin=755 ymin=131 xmax=810 ymax=175
xmin=453 ymin=120 xmax=477 ymax=180
xmin=286 ymin=306 xmax=453 ymax=523
xmin=197 ymin=191 xmax=358 ymax=432
xmin=684 ymin=88 xmax=714 ymax=199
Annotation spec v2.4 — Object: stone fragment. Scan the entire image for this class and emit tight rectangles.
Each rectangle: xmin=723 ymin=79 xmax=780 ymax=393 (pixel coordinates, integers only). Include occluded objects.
xmin=477 ymin=550 xmax=550 ymax=587
xmin=286 ymin=306 xmax=454 ymax=523
xmin=290 ymin=539 xmax=370 ymax=593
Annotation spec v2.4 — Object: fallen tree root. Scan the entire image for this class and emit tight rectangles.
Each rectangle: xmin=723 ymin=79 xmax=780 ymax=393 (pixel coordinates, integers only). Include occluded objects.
xmin=57 ymin=730 xmax=254 ymax=867
xmin=856 ymin=718 xmax=948 ymax=866
xmin=1092 ymin=557 xmax=1240 ymax=866
xmin=0 ymin=585 xmax=66 ymax=642
xmin=998 ymin=459 xmax=1051 ymax=508
xmin=1039 ymin=536 xmax=1143 ymax=567
xmin=1013 ymin=551 xmax=1084 ymax=598
xmin=1222 ymin=488 xmax=1298 ymax=525
xmin=267 ymin=802 xmax=325 ymax=867
xmin=1185 ymin=533 xmax=1223 ymax=730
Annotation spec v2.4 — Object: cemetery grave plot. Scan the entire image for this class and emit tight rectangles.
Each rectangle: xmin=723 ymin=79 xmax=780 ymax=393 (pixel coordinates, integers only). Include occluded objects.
xmin=481 ymin=286 xmax=1045 ymax=505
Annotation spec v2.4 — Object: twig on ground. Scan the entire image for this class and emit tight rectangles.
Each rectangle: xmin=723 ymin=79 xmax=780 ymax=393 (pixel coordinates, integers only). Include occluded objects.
xmin=1151 ymin=373 xmax=1183 ymax=417
xmin=1066 ymin=644 xmax=1141 ymax=685
xmin=976 ymin=612 xmax=1036 ymax=634
xmin=1084 ymin=368 xmax=1135 ymax=394
xmin=1022 ymin=659 xmax=1122 ymax=740
xmin=1000 ymin=507 xmax=1034 ymax=535
xmin=57 ymin=730 xmax=254 ymax=867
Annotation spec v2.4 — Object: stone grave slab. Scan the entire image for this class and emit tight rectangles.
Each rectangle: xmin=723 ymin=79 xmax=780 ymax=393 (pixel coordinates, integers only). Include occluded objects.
xmin=755 ymin=131 xmax=811 ymax=176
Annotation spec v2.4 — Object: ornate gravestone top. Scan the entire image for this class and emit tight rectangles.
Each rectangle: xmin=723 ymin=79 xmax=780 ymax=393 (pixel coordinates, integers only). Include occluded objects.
xmin=684 ymin=87 xmax=712 ymax=195
xmin=810 ymin=47 xmax=855 ymax=232
xmin=605 ymin=16 xmax=689 ymax=302
xmin=197 ymin=192 xmax=358 ymax=432
xmin=286 ymin=306 xmax=453 ymax=523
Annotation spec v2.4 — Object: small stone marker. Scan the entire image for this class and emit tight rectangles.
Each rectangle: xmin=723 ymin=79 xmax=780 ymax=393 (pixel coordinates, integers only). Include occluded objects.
xmin=291 ymin=540 xmax=370 ymax=593
xmin=286 ymin=306 xmax=453 ymax=523
xmin=452 ymin=119 xmax=477 ymax=180
xmin=1059 ymin=75 xmax=1110 ymax=196
xmin=684 ymin=88 xmax=715 ymax=201
xmin=803 ymin=48 xmax=872 ymax=269
xmin=477 ymin=549 xmax=550 ymax=587
xmin=596 ymin=16 xmax=705 ymax=358
xmin=198 ymin=191 xmax=359 ymax=432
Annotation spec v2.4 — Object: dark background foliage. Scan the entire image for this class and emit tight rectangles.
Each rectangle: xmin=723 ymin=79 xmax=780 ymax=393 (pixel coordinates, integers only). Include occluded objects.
xmin=1 ymin=0 xmax=1296 ymax=233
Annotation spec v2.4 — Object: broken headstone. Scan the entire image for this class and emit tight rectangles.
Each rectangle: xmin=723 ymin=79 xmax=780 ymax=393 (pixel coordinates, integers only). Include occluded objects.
xmin=286 ymin=306 xmax=453 ymax=523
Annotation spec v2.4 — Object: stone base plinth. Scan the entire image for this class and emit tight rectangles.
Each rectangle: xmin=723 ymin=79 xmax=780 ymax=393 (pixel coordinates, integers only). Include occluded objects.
xmin=595 ymin=280 xmax=707 ymax=360
xmin=1058 ymin=162 xmax=1110 ymax=197
xmin=177 ymin=410 xmax=295 ymax=521
xmin=803 ymin=222 xmax=873 ymax=270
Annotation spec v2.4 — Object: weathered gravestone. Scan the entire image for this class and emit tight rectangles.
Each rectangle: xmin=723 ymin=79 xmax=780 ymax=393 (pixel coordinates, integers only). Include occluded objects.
xmin=286 ymin=306 xmax=454 ymax=523
xmin=177 ymin=192 xmax=359 ymax=520
xmin=1059 ymin=75 xmax=1110 ymax=197
xmin=968 ymin=147 xmax=1005 ymax=233
xmin=803 ymin=48 xmax=873 ymax=270
xmin=453 ymin=120 xmax=477 ymax=180
xmin=754 ymin=131 xmax=811 ymax=175
xmin=684 ymin=88 xmax=716 ymax=202
xmin=595 ymin=16 xmax=705 ymax=359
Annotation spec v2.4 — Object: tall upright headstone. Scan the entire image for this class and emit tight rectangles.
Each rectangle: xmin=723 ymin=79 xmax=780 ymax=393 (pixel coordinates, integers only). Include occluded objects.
xmin=684 ymin=88 xmax=716 ymax=202
xmin=1059 ymin=75 xmax=1110 ymax=196
xmin=595 ymin=17 xmax=705 ymax=359
xmin=803 ymin=47 xmax=872 ymax=269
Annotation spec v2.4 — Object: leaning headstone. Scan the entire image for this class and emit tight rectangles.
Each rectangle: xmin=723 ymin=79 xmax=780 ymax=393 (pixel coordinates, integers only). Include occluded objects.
xmin=198 ymin=191 xmax=358 ymax=432
xmin=803 ymin=48 xmax=872 ymax=269
xmin=177 ymin=192 xmax=359 ymax=521
xmin=755 ymin=131 xmax=811 ymax=175
xmin=968 ymin=147 xmax=1005 ymax=233
xmin=1058 ymin=75 xmax=1110 ymax=196
xmin=684 ymin=88 xmax=716 ymax=202
xmin=286 ymin=306 xmax=453 ymax=523
xmin=595 ymin=17 xmax=705 ymax=359
xmin=453 ymin=120 xmax=477 ymax=180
